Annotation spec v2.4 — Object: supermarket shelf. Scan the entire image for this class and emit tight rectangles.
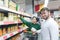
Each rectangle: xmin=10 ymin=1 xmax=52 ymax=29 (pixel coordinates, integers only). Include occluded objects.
xmin=0 ymin=29 xmax=22 ymax=40
xmin=0 ymin=27 xmax=28 ymax=40
xmin=0 ymin=21 xmax=22 ymax=25
xmin=0 ymin=6 xmax=32 ymax=17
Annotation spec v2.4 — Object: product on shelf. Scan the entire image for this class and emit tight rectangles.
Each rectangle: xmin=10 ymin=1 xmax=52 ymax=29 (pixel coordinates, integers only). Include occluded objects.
xmin=8 ymin=13 xmax=14 ymax=21
xmin=16 ymin=4 xmax=20 ymax=11
xmin=4 ymin=0 xmax=9 ymax=7
xmin=21 ymin=24 xmax=28 ymax=28
xmin=3 ymin=16 xmax=8 ymax=22
xmin=12 ymin=26 xmax=14 ymax=32
xmin=8 ymin=13 xmax=18 ymax=21
xmin=2 ymin=27 xmax=6 ymax=35
xmin=7 ymin=26 xmax=11 ymax=33
xmin=16 ymin=4 xmax=18 ymax=11
xmin=0 ymin=0 xmax=4 ymax=6
xmin=15 ymin=26 xmax=18 ymax=31
xmin=22 ymin=24 xmax=25 ymax=27
xmin=17 ymin=15 xmax=22 ymax=23
xmin=15 ymin=34 xmax=21 ymax=40
xmin=8 ymin=0 xmax=16 ymax=10
xmin=0 ymin=12 xmax=4 ymax=21
xmin=10 ymin=26 xmax=13 ymax=32
xmin=0 ymin=27 xmax=2 ymax=36
xmin=13 ymin=14 xmax=18 ymax=21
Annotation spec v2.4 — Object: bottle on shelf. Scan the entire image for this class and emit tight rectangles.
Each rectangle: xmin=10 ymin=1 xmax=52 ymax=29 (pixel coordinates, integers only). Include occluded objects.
xmin=15 ymin=25 xmax=18 ymax=31
xmin=0 ymin=12 xmax=4 ymax=21
xmin=7 ymin=25 xmax=11 ymax=33
xmin=8 ymin=0 xmax=16 ymax=10
xmin=4 ymin=0 xmax=9 ymax=7
xmin=0 ymin=27 xmax=2 ymax=36
xmin=12 ymin=26 xmax=14 ymax=32
xmin=10 ymin=26 xmax=13 ymax=33
xmin=2 ymin=26 xmax=7 ymax=35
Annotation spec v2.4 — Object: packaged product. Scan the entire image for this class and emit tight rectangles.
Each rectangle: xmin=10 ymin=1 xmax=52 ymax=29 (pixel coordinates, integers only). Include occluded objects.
xmin=0 ymin=27 xmax=2 ymax=36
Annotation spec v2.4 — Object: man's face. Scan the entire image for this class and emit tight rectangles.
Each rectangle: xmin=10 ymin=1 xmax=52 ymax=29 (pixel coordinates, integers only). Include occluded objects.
xmin=40 ymin=10 xmax=49 ymax=20
xmin=32 ymin=18 xmax=37 ymax=23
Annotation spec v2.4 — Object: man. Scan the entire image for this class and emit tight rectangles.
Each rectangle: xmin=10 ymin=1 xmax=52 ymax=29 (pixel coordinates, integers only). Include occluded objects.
xmin=20 ymin=16 xmax=41 ymax=40
xmin=39 ymin=7 xmax=59 ymax=40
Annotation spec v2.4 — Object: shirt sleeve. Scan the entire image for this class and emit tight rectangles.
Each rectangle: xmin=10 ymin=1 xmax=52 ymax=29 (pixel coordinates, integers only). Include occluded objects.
xmin=36 ymin=29 xmax=41 ymax=33
xmin=36 ymin=24 xmax=41 ymax=33
xmin=38 ymin=24 xmax=41 ymax=29
xmin=48 ymin=21 xmax=59 ymax=40
xmin=20 ymin=17 xmax=31 ymax=24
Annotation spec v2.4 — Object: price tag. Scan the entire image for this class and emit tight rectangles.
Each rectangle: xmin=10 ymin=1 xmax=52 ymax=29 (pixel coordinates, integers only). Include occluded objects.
xmin=4 ymin=21 xmax=14 ymax=25
xmin=4 ymin=22 xmax=10 ymax=24
xmin=3 ymin=36 xmax=7 ymax=40
xmin=10 ymin=33 xmax=13 ymax=36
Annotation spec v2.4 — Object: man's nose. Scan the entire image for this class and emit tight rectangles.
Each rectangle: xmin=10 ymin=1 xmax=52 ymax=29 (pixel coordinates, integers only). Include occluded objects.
xmin=41 ymin=14 xmax=45 ymax=17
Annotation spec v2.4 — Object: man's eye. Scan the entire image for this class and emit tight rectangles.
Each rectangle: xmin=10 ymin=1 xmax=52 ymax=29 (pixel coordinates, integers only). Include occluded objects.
xmin=41 ymin=13 xmax=45 ymax=15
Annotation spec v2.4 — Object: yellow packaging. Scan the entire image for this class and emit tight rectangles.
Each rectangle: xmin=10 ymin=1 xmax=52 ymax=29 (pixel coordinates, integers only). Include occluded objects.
xmin=1 ymin=13 xmax=4 ymax=21
xmin=12 ymin=26 xmax=14 ymax=32
xmin=14 ymin=16 xmax=17 ymax=21
xmin=8 ymin=0 xmax=16 ymax=10
xmin=8 ymin=13 xmax=13 ymax=16
xmin=0 ymin=13 xmax=2 ymax=21
xmin=7 ymin=26 xmax=11 ymax=33
xmin=9 ymin=0 xmax=16 ymax=7
xmin=15 ymin=26 xmax=18 ymax=31
xmin=9 ymin=5 xmax=16 ymax=10
xmin=11 ymin=37 xmax=16 ymax=40
xmin=3 ymin=28 xmax=6 ymax=35
xmin=10 ymin=26 xmax=13 ymax=32
xmin=0 ymin=28 xmax=2 ymax=36
xmin=15 ymin=26 xmax=16 ymax=31
xmin=0 ymin=13 xmax=4 ymax=21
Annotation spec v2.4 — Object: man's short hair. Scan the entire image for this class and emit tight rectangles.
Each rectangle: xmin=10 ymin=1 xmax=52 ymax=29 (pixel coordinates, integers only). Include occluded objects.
xmin=40 ymin=7 xmax=50 ymax=14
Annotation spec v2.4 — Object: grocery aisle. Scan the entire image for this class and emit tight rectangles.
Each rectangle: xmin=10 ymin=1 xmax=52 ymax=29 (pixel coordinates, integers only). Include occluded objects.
xmin=0 ymin=0 xmax=60 ymax=40
xmin=0 ymin=0 xmax=31 ymax=40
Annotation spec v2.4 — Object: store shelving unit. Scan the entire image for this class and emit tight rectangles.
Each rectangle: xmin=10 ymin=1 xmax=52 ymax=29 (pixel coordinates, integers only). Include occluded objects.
xmin=0 ymin=0 xmax=33 ymax=40
xmin=0 ymin=3 xmax=32 ymax=40
xmin=0 ymin=6 xmax=32 ymax=17
xmin=0 ymin=27 xmax=28 ymax=40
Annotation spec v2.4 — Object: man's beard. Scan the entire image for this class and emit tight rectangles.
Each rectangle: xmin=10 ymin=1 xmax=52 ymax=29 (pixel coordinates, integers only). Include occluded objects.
xmin=44 ymin=16 xmax=49 ymax=20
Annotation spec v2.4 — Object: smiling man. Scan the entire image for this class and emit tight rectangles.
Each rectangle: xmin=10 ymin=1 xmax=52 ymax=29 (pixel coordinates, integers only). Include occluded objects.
xmin=39 ymin=7 xmax=59 ymax=40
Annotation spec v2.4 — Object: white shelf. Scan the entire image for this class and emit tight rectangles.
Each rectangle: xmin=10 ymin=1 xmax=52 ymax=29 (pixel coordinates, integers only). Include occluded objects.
xmin=0 ymin=6 xmax=32 ymax=17
xmin=0 ymin=6 xmax=18 ymax=13
xmin=0 ymin=26 xmax=27 ymax=40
